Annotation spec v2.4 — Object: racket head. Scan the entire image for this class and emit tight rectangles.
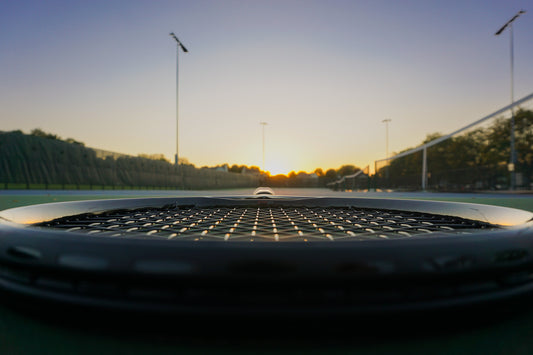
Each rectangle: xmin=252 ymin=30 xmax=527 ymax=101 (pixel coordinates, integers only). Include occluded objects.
xmin=0 ymin=195 xmax=532 ymax=317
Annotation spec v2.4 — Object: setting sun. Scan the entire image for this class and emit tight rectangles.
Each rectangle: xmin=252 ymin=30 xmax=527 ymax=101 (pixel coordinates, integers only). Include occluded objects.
xmin=265 ymin=157 xmax=292 ymax=176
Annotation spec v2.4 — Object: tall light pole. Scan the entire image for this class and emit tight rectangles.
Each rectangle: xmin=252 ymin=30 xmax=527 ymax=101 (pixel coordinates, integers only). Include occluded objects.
xmin=260 ymin=122 xmax=267 ymax=172
xmin=495 ymin=10 xmax=526 ymax=190
xmin=382 ymin=119 xmax=391 ymax=159
xmin=169 ymin=32 xmax=188 ymax=165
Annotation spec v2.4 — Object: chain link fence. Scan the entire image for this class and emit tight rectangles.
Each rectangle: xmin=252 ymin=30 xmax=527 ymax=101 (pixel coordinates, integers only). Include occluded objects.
xmin=373 ymin=92 xmax=533 ymax=191
xmin=0 ymin=131 xmax=260 ymax=190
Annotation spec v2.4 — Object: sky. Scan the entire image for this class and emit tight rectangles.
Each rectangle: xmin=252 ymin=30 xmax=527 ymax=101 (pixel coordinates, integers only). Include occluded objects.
xmin=1 ymin=0 xmax=532 ymax=175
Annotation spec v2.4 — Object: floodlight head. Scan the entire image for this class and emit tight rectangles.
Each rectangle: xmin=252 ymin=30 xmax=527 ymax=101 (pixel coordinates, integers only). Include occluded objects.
xmin=169 ymin=32 xmax=188 ymax=52
xmin=495 ymin=9 xmax=527 ymax=35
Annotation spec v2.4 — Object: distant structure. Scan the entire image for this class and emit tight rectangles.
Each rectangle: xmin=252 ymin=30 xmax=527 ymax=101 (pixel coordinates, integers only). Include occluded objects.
xmin=214 ymin=164 xmax=229 ymax=172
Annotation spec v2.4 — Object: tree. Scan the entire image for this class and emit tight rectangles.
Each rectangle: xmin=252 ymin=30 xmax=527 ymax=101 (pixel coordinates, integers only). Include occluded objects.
xmin=229 ymin=164 xmax=242 ymax=173
xmin=324 ymin=168 xmax=337 ymax=184
xmin=314 ymin=168 xmax=324 ymax=177
xmin=30 ymin=128 xmax=60 ymax=140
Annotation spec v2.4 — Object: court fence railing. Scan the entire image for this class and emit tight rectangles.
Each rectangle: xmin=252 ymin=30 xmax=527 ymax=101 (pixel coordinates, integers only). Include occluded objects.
xmin=0 ymin=131 xmax=262 ymax=190
xmin=328 ymin=92 xmax=533 ymax=192
xmin=326 ymin=166 xmax=370 ymax=191
xmin=373 ymin=92 xmax=533 ymax=192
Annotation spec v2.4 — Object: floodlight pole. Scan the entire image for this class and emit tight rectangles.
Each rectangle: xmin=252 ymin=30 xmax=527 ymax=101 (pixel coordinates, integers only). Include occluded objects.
xmin=382 ymin=119 xmax=392 ymax=184
xmin=260 ymin=122 xmax=268 ymax=172
xmin=422 ymin=146 xmax=428 ymax=191
xmin=169 ymin=32 xmax=188 ymax=166
xmin=382 ymin=119 xmax=391 ymax=159
xmin=495 ymin=10 xmax=526 ymax=190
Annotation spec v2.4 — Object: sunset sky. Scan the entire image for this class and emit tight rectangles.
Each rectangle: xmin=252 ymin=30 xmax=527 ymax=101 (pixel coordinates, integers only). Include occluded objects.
xmin=1 ymin=0 xmax=532 ymax=175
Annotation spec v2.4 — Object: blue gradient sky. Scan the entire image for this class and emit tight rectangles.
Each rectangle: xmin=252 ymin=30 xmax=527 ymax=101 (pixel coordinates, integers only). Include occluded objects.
xmin=1 ymin=0 xmax=532 ymax=175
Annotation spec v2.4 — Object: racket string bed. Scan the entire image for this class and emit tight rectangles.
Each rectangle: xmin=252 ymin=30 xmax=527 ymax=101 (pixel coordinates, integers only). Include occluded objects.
xmin=36 ymin=206 xmax=497 ymax=241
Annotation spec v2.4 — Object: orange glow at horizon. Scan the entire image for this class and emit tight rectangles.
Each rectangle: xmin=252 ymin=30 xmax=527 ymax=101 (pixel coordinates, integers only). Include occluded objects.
xmin=265 ymin=157 xmax=293 ymax=176
xmin=265 ymin=166 xmax=291 ymax=177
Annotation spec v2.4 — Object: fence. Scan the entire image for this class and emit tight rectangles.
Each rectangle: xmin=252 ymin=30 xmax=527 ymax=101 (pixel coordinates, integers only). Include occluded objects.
xmin=373 ymin=92 xmax=533 ymax=191
xmin=0 ymin=131 xmax=261 ymax=190
xmin=327 ymin=166 xmax=370 ymax=191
